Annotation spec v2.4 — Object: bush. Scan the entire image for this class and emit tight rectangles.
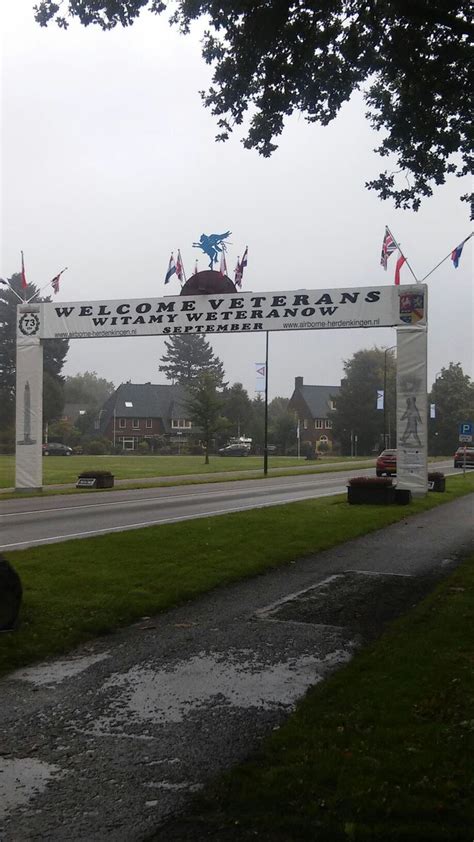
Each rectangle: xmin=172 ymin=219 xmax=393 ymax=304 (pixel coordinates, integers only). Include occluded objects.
xmin=86 ymin=439 xmax=109 ymax=455
xmin=348 ymin=476 xmax=393 ymax=487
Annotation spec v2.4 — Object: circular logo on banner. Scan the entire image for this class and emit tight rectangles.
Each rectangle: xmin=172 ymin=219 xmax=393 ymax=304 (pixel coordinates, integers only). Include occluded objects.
xmin=19 ymin=313 xmax=40 ymax=336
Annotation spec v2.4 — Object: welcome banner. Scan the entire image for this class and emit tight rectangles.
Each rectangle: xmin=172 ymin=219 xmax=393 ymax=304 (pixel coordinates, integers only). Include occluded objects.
xmin=17 ymin=285 xmax=427 ymax=340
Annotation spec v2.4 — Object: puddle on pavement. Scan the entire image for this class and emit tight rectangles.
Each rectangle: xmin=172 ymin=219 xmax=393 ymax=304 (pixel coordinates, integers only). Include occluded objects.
xmin=8 ymin=653 xmax=110 ymax=686
xmin=0 ymin=757 xmax=64 ymax=819
xmin=91 ymin=648 xmax=352 ymax=730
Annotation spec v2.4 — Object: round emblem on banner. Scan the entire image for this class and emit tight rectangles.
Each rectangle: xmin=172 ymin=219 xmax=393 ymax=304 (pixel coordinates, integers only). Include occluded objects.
xmin=19 ymin=313 xmax=40 ymax=336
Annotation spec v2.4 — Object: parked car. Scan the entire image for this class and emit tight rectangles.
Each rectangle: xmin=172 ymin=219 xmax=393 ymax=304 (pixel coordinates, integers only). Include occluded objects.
xmin=376 ymin=449 xmax=397 ymax=476
xmin=454 ymin=446 xmax=474 ymax=468
xmin=218 ymin=444 xmax=251 ymax=457
xmin=42 ymin=442 xmax=73 ymax=456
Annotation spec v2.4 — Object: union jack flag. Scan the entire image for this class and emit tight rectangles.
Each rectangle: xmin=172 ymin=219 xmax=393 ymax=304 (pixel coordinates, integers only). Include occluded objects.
xmin=380 ymin=227 xmax=397 ymax=270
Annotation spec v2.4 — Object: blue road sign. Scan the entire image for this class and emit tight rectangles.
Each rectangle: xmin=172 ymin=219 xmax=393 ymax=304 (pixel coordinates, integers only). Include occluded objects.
xmin=459 ymin=422 xmax=473 ymax=436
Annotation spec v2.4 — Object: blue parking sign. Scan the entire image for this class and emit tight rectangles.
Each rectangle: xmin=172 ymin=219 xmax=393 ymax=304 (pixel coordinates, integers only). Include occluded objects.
xmin=459 ymin=422 xmax=473 ymax=436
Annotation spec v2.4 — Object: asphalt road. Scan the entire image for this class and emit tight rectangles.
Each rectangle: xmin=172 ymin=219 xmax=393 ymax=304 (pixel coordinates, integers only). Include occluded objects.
xmin=0 ymin=461 xmax=455 ymax=552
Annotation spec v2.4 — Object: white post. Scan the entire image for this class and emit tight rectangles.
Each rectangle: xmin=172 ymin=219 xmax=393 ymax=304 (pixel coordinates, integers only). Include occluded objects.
xmin=15 ymin=328 xmax=43 ymax=490
xmin=396 ymin=326 xmax=428 ymax=496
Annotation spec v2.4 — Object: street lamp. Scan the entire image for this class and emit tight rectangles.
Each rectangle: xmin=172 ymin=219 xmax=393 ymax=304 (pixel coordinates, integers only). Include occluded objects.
xmin=383 ymin=346 xmax=396 ymax=449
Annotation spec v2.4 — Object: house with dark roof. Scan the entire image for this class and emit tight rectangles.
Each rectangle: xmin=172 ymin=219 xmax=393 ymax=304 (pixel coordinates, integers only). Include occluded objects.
xmin=98 ymin=382 xmax=194 ymax=451
xmin=288 ymin=376 xmax=340 ymax=453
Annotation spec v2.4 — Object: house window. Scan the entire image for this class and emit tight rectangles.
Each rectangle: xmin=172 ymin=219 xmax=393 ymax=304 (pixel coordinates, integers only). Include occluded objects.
xmin=303 ymin=419 xmax=308 ymax=430
xmin=146 ymin=418 xmax=152 ymax=429
xmin=132 ymin=418 xmax=140 ymax=429
xmin=325 ymin=419 xmax=332 ymax=429
xmin=172 ymin=419 xmax=192 ymax=429
xmin=329 ymin=400 xmax=336 ymax=411
xmin=319 ymin=435 xmax=329 ymax=444
xmin=314 ymin=419 xmax=323 ymax=429
xmin=119 ymin=418 xmax=126 ymax=429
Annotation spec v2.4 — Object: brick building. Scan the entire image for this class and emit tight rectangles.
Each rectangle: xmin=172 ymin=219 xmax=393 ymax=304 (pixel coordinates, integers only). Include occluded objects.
xmin=288 ymin=376 xmax=340 ymax=453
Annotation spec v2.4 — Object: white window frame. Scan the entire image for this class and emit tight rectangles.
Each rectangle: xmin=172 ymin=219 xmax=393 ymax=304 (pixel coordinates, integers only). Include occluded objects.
xmin=132 ymin=418 xmax=140 ymax=429
xmin=325 ymin=419 xmax=332 ymax=429
xmin=146 ymin=418 xmax=152 ymax=429
xmin=119 ymin=418 xmax=126 ymax=429
xmin=314 ymin=419 xmax=323 ymax=429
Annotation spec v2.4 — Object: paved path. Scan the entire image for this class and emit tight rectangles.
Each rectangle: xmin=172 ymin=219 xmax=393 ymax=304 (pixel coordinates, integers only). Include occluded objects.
xmin=0 ymin=494 xmax=473 ymax=841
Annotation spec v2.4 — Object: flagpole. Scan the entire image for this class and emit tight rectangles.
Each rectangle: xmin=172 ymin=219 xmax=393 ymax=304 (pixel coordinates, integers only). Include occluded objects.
xmin=1 ymin=279 xmax=24 ymax=303
xmin=26 ymin=268 xmax=68 ymax=303
xmin=263 ymin=331 xmax=269 ymax=477
xmin=420 ymin=232 xmax=473 ymax=282
xmin=387 ymin=228 xmax=419 ymax=283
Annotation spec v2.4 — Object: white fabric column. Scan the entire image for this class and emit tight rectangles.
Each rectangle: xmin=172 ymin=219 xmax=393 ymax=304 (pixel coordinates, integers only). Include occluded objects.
xmin=396 ymin=327 xmax=428 ymax=496
xmin=15 ymin=335 xmax=43 ymax=490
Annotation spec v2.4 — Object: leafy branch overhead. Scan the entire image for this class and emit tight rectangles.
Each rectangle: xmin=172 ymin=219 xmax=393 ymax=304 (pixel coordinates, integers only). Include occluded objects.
xmin=34 ymin=0 xmax=472 ymax=210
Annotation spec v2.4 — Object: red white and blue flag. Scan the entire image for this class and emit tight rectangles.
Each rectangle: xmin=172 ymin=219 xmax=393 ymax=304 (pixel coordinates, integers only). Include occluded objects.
xmin=165 ymin=253 xmax=176 ymax=285
xmin=451 ymin=241 xmax=465 ymax=268
xmin=380 ymin=227 xmax=397 ymax=270
xmin=51 ymin=267 xmax=67 ymax=295
xmin=176 ymin=250 xmax=185 ymax=283
xmin=234 ymin=246 xmax=248 ymax=288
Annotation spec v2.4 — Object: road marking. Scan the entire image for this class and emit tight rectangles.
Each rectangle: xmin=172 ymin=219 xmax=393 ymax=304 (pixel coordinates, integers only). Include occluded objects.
xmin=0 ymin=490 xmax=343 ymax=550
xmin=0 ymin=478 xmax=346 ymax=519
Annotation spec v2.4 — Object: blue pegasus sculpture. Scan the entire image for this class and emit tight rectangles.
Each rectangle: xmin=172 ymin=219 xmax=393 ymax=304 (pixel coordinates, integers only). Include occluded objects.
xmin=193 ymin=231 xmax=231 ymax=270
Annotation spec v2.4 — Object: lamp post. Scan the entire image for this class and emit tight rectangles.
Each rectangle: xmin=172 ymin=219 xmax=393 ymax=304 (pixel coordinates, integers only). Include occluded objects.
xmin=383 ymin=346 xmax=396 ymax=449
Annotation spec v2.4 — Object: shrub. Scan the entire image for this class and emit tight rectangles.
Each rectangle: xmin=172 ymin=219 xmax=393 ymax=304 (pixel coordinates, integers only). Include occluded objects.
xmin=428 ymin=471 xmax=445 ymax=480
xmin=348 ymin=476 xmax=393 ymax=487
xmin=87 ymin=439 xmax=109 ymax=455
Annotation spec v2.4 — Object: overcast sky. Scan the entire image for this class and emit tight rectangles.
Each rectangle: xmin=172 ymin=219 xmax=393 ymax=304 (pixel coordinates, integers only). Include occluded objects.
xmin=2 ymin=0 xmax=472 ymax=400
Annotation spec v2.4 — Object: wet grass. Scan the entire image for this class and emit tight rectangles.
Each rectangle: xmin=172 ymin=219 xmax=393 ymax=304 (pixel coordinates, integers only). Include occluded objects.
xmin=163 ymin=551 xmax=474 ymax=841
xmin=1 ymin=472 xmax=472 ymax=676
xmin=0 ymin=453 xmax=374 ymax=490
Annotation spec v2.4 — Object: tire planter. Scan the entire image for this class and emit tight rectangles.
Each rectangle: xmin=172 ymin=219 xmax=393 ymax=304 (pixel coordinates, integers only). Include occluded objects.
xmin=428 ymin=476 xmax=446 ymax=492
xmin=76 ymin=472 xmax=114 ymax=489
xmin=347 ymin=485 xmax=396 ymax=505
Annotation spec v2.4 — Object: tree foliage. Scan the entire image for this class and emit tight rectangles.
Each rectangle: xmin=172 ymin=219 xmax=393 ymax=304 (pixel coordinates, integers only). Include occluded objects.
xmin=34 ymin=0 xmax=473 ymax=210
xmin=332 ymin=347 xmax=396 ymax=455
xmin=429 ymin=363 xmax=474 ymax=454
xmin=222 ymin=382 xmax=253 ymax=438
xmin=184 ymin=371 xmax=225 ymax=463
xmin=0 ymin=274 xmax=69 ymax=429
xmin=268 ymin=397 xmax=296 ymax=455
xmin=159 ymin=334 xmax=226 ymax=388
xmin=64 ymin=371 xmax=115 ymax=408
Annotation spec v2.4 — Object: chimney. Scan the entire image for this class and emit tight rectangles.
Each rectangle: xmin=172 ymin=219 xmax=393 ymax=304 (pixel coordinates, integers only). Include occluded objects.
xmin=295 ymin=376 xmax=303 ymax=389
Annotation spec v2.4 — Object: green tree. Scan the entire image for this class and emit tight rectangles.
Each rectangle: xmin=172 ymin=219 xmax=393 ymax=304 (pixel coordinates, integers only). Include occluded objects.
xmin=0 ymin=274 xmax=69 ymax=433
xmin=64 ymin=371 xmax=115 ymax=408
xmin=268 ymin=397 xmax=296 ymax=455
xmin=35 ymin=0 xmax=472 ymax=210
xmin=159 ymin=334 xmax=226 ymax=388
xmin=247 ymin=394 xmax=266 ymax=454
xmin=184 ymin=371 xmax=225 ymax=464
xmin=332 ymin=347 xmax=396 ymax=455
xmin=222 ymin=383 xmax=253 ymax=438
xmin=429 ymin=363 xmax=474 ymax=455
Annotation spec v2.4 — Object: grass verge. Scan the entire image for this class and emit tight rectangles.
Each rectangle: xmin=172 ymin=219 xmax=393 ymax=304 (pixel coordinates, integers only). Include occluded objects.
xmin=1 ymin=473 xmax=473 ymax=678
xmin=159 ymin=550 xmax=474 ymax=842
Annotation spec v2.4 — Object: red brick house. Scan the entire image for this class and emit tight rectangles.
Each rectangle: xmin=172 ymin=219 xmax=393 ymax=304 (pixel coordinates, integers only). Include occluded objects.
xmin=98 ymin=382 xmax=194 ymax=451
xmin=288 ymin=376 xmax=340 ymax=453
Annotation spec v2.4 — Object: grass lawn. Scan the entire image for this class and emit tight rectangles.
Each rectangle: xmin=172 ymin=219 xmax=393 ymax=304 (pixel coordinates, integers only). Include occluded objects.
xmin=0 ymin=453 xmax=375 ymax=490
xmin=1 ymin=472 xmax=472 ymax=677
xmin=162 ymin=551 xmax=474 ymax=842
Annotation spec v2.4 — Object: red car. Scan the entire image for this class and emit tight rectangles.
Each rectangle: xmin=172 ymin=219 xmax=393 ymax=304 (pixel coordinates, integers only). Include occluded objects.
xmin=376 ymin=449 xmax=397 ymax=476
xmin=454 ymin=447 xmax=474 ymax=468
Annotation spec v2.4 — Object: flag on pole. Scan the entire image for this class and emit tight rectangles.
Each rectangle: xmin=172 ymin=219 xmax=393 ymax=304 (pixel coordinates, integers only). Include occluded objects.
xmin=451 ymin=241 xmax=465 ymax=268
xmin=234 ymin=257 xmax=242 ymax=288
xmin=380 ymin=227 xmax=397 ymax=270
xmin=50 ymin=268 xmax=67 ymax=295
xmin=21 ymin=251 xmax=27 ymax=289
xmin=165 ymin=253 xmax=176 ymax=285
xmin=234 ymin=246 xmax=248 ymax=288
xmin=219 ymin=251 xmax=228 ymax=277
xmin=394 ymin=254 xmax=406 ymax=285
xmin=176 ymin=250 xmax=184 ymax=283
